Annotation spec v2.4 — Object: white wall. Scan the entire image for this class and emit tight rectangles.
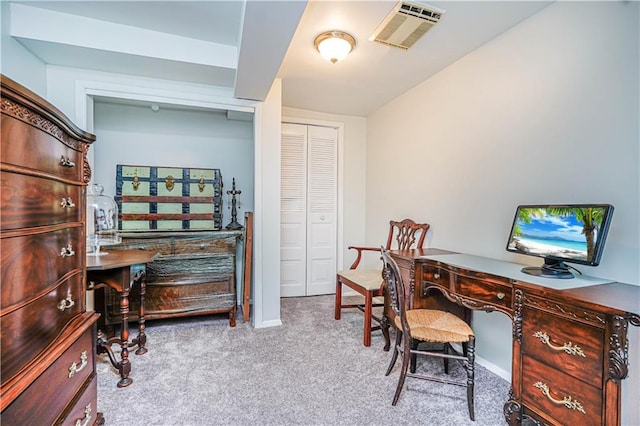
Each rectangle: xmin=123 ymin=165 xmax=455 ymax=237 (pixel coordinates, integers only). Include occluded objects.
xmin=282 ymin=107 xmax=368 ymax=270
xmin=92 ymin=101 xmax=254 ymax=214
xmin=254 ymin=78 xmax=283 ymax=327
xmin=0 ymin=1 xmax=46 ymax=95
xmin=366 ymin=1 xmax=639 ymax=423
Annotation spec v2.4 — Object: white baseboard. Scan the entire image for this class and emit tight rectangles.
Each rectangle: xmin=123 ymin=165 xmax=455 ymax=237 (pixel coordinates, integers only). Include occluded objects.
xmin=476 ymin=355 xmax=511 ymax=382
xmin=254 ymin=319 xmax=283 ymax=328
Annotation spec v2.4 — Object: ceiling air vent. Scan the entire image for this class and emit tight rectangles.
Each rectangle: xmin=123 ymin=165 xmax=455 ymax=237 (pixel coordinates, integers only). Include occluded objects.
xmin=370 ymin=1 xmax=445 ymax=50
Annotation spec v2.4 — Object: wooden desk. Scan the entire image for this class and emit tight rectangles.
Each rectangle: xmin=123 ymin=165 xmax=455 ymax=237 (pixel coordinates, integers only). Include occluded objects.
xmin=388 ymin=249 xmax=640 ymax=426
xmin=87 ymin=250 xmax=158 ymax=387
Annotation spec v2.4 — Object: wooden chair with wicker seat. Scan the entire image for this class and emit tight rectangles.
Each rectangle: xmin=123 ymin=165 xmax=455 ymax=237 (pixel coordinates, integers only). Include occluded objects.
xmin=334 ymin=219 xmax=429 ymax=349
xmin=380 ymin=247 xmax=476 ymax=421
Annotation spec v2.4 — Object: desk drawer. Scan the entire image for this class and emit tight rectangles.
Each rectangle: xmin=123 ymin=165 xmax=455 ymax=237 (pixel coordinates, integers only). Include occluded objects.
xmin=422 ymin=263 xmax=449 ymax=290
xmin=454 ymin=274 xmax=512 ymax=311
xmin=522 ymin=305 xmax=603 ymax=388
xmin=522 ymin=355 xmax=602 ymax=426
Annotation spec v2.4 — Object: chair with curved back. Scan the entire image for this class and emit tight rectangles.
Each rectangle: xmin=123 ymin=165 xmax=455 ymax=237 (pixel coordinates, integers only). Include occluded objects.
xmin=334 ymin=219 xmax=429 ymax=348
xmin=381 ymin=247 xmax=476 ymax=420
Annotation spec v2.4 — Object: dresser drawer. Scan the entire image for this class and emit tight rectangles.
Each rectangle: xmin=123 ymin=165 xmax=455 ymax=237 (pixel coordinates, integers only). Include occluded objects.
xmin=144 ymin=277 xmax=235 ymax=318
xmin=0 ymin=115 xmax=84 ymax=183
xmin=521 ymin=355 xmax=602 ymax=426
xmin=1 ymin=322 xmax=96 ymax=425
xmin=454 ymin=273 xmax=512 ymax=311
xmin=59 ymin=373 xmax=98 ymax=426
xmin=173 ymin=235 xmax=237 ymax=256
xmin=150 ymin=254 xmax=235 ymax=280
xmin=1 ymin=273 xmax=84 ymax=383
xmin=0 ymin=172 xmax=82 ymax=230
xmin=117 ymin=236 xmax=173 ymax=255
xmin=102 ymin=269 xmax=235 ymax=323
xmin=1 ymin=226 xmax=83 ymax=310
xmin=522 ymin=306 xmax=603 ymax=388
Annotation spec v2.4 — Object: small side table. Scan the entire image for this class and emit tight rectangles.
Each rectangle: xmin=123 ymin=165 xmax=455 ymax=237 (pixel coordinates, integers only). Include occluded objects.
xmin=87 ymin=250 xmax=158 ymax=387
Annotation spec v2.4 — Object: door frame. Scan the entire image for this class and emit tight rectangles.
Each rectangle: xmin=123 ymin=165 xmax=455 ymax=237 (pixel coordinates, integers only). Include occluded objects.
xmin=282 ymin=116 xmax=345 ymax=274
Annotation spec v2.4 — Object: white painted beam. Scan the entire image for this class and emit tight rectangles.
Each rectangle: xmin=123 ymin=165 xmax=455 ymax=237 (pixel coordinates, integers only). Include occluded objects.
xmin=234 ymin=0 xmax=307 ymax=101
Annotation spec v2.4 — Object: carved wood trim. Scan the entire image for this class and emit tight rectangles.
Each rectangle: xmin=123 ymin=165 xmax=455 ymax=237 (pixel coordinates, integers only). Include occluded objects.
xmin=1 ymin=97 xmax=89 ymax=152
xmin=83 ymin=155 xmax=92 ymax=184
xmin=608 ymin=315 xmax=629 ymax=381
xmin=523 ymin=293 xmax=606 ymax=327
xmin=513 ymin=289 xmax=524 ymax=342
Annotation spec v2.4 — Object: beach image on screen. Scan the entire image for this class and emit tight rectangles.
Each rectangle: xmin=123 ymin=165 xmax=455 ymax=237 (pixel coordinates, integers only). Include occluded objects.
xmin=507 ymin=207 xmax=607 ymax=262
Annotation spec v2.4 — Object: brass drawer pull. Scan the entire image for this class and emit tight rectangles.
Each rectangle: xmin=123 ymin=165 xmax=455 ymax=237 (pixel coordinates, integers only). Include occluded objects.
xmin=534 ymin=381 xmax=586 ymax=414
xmin=534 ymin=331 xmax=586 ymax=357
xmin=58 ymin=291 xmax=75 ymax=311
xmin=497 ymin=292 xmax=505 ymax=300
xmin=60 ymin=197 xmax=76 ymax=208
xmin=60 ymin=244 xmax=75 ymax=258
xmin=68 ymin=351 xmax=88 ymax=378
xmin=75 ymin=404 xmax=92 ymax=426
xmin=59 ymin=155 xmax=76 ymax=168
xmin=433 ymin=273 xmax=440 ymax=280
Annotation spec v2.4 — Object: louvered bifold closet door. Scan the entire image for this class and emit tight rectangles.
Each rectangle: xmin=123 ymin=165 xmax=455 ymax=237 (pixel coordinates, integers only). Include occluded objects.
xmin=305 ymin=125 xmax=337 ymax=296
xmin=280 ymin=123 xmax=308 ymax=297
xmin=280 ymin=123 xmax=338 ymax=297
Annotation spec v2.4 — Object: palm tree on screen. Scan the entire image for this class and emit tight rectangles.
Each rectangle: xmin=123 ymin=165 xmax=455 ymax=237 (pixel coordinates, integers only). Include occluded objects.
xmin=520 ymin=207 xmax=604 ymax=260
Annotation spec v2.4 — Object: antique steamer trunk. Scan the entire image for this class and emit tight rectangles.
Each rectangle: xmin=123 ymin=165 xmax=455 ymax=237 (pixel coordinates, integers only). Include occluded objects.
xmin=1 ymin=75 xmax=103 ymax=424
xmin=115 ymin=164 xmax=222 ymax=231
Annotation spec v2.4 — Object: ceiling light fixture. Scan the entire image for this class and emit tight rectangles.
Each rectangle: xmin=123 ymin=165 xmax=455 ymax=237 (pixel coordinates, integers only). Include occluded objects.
xmin=314 ymin=31 xmax=356 ymax=64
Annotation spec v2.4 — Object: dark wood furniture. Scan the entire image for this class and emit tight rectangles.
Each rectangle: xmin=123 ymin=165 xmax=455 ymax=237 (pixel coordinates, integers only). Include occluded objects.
xmin=87 ymin=250 xmax=159 ymax=387
xmin=381 ymin=248 xmax=476 ymax=420
xmin=106 ymin=231 xmax=242 ymax=326
xmin=388 ymin=249 xmax=640 ymax=426
xmin=242 ymin=212 xmax=254 ymax=323
xmin=1 ymin=75 xmax=103 ymax=424
xmin=335 ymin=219 xmax=430 ymax=347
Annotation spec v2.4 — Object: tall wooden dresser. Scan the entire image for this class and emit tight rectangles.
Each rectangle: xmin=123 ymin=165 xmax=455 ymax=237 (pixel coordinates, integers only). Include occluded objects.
xmin=1 ymin=75 xmax=103 ymax=425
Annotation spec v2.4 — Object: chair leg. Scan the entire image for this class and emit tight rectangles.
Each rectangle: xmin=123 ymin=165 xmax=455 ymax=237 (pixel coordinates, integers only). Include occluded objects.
xmin=466 ymin=337 xmax=476 ymax=421
xmin=381 ymin=315 xmax=391 ymax=352
xmin=409 ymin=339 xmax=419 ymax=373
xmin=363 ymin=292 xmax=373 ymax=347
xmin=443 ymin=343 xmax=450 ymax=374
xmin=385 ymin=328 xmax=402 ymax=376
xmin=392 ymin=336 xmax=412 ymax=406
xmin=334 ymin=277 xmax=342 ymax=320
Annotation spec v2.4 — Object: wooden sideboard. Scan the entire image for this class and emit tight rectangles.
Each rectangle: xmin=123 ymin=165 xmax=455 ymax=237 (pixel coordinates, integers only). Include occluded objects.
xmin=1 ymin=75 xmax=102 ymax=424
xmin=388 ymin=249 xmax=640 ymax=426
xmin=102 ymin=230 xmax=241 ymax=326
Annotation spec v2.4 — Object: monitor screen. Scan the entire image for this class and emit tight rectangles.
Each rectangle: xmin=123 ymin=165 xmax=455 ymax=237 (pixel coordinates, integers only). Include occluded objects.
xmin=506 ymin=204 xmax=614 ymax=278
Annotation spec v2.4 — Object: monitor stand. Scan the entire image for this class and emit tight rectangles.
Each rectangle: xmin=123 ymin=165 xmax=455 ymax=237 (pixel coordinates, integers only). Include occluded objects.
xmin=521 ymin=259 xmax=574 ymax=279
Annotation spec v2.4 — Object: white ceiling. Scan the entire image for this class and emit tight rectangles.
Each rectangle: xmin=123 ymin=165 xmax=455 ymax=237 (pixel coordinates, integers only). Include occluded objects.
xmin=9 ymin=0 xmax=551 ymax=117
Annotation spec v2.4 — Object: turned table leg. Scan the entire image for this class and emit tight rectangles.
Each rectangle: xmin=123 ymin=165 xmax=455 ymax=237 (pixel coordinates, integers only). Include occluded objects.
xmin=133 ymin=269 xmax=148 ymax=355
xmin=117 ymin=288 xmax=132 ymax=388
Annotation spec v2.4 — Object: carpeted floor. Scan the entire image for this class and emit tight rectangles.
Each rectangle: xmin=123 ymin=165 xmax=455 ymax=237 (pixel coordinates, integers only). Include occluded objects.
xmin=96 ymin=295 xmax=509 ymax=425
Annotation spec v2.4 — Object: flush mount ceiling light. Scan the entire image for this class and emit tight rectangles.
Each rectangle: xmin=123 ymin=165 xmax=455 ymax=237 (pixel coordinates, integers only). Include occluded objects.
xmin=314 ymin=31 xmax=356 ymax=64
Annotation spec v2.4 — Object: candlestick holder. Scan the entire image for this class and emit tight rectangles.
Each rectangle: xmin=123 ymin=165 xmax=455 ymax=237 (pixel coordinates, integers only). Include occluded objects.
xmin=225 ymin=177 xmax=244 ymax=230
